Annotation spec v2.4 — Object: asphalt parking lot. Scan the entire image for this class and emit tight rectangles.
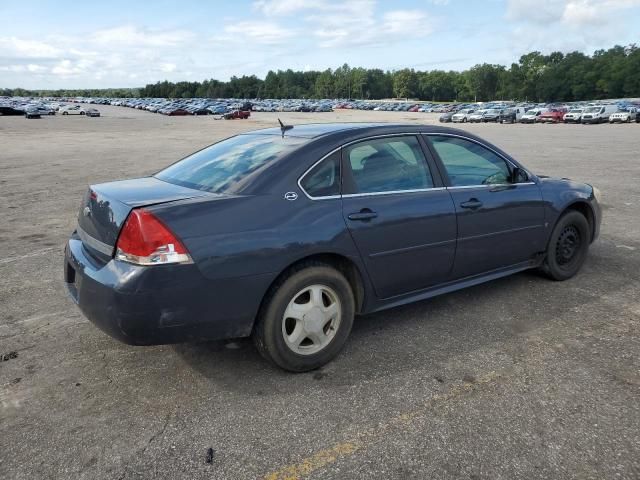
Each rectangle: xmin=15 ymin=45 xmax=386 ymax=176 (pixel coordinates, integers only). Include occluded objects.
xmin=1 ymin=106 xmax=639 ymax=480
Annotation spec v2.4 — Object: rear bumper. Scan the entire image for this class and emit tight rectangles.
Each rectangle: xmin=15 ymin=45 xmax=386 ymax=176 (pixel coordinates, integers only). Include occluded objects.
xmin=64 ymin=234 xmax=273 ymax=345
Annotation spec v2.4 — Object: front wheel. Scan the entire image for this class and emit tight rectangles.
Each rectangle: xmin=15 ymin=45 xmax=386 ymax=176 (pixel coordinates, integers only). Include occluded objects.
xmin=80 ymin=111 xmax=85 ymax=115
xmin=253 ymin=264 xmax=355 ymax=372
xmin=540 ymin=211 xmax=590 ymax=281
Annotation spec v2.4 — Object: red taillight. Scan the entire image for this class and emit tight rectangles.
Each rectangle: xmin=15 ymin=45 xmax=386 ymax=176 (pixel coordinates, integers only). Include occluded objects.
xmin=115 ymin=209 xmax=191 ymax=265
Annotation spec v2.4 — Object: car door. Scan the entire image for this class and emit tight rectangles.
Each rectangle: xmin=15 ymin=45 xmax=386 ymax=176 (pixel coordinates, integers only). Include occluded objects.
xmin=341 ymin=135 xmax=457 ymax=299
xmin=424 ymin=134 xmax=546 ymax=280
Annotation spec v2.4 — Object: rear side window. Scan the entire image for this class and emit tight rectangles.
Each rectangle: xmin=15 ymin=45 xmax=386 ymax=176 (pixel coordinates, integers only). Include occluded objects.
xmin=300 ymin=151 xmax=340 ymax=198
xmin=156 ymin=134 xmax=306 ymax=193
xmin=345 ymin=136 xmax=433 ymax=194
xmin=429 ymin=136 xmax=511 ymax=187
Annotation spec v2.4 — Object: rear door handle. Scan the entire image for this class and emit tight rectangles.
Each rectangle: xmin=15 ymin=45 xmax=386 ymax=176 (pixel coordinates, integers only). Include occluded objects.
xmin=348 ymin=209 xmax=378 ymax=221
xmin=460 ymin=199 xmax=483 ymax=209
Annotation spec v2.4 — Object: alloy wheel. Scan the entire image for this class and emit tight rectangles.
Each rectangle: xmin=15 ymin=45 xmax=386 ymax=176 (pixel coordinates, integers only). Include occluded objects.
xmin=281 ymin=284 xmax=342 ymax=355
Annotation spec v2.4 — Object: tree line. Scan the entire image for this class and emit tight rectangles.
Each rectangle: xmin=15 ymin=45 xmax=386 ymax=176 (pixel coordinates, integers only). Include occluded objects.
xmin=3 ymin=45 xmax=639 ymax=103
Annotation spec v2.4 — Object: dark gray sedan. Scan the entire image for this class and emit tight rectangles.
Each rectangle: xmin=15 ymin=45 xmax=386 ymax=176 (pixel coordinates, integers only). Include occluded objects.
xmin=64 ymin=123 xmax=602 ymax=371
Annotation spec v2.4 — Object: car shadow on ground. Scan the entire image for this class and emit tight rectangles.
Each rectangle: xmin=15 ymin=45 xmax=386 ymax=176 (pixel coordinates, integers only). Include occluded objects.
xmin=171 ymin=246 xmax=624 ymax=394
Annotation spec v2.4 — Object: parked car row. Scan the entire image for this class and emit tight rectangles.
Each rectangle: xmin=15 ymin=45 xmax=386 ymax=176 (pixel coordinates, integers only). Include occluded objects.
xmin=439 ymin=101 xmax=640 ymax=125
xmin=3 ymin=96 xmax=639 ymax=124
xmin=0 ymin=98 xmax=101 ymax=118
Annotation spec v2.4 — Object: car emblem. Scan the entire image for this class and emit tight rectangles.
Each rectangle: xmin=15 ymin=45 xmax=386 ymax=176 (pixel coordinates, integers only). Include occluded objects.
xmin=284 ymin=192 xmax=298 ymax=201
xmin=83 ymin=206 xmax=91 ymax=217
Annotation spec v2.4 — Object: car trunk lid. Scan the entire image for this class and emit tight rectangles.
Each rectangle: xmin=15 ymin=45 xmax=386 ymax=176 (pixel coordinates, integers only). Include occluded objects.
xmin=76 ymin=176 xmax=211 ymax=261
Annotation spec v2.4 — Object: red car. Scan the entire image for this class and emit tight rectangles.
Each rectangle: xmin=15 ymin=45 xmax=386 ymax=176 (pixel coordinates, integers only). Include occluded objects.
xmin=538 ymin=108 xmax=567 ymax=123
xmin=223 ymin=110 xmax=251 ymax=120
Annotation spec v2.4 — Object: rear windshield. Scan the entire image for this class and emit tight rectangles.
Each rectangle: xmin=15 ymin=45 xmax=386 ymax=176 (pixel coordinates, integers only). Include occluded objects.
xmin=155 ymin=134 xmax=306 ymax=193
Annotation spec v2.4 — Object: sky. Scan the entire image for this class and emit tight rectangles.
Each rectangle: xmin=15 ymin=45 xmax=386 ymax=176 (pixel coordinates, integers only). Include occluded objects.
xmin=1 ymin=0 xmax=639 ymax=89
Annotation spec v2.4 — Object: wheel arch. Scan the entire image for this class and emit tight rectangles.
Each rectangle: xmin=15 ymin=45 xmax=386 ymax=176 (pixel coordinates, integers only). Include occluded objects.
xmin=258 ymin=253 xmax=367 ymax=321
xmin=560 ymin=200 xmax=596 ymax=243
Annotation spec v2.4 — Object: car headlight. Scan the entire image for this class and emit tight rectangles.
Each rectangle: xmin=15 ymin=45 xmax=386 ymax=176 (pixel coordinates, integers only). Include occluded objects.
xmin=592 ymin=186 xmax=602 ymax=203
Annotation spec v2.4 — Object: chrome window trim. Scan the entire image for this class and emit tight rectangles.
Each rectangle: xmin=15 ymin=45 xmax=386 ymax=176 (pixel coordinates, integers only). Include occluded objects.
xmin=297 ymin=146 xmax=342 ymax=200
xmin=298 ymin=133 xmax=438 ymax=200
xmin=76 ymin=224 xmax=114 ymax=256
xmin=446 ymin=182 xmax=536 ymax=190
xmin=298 ymin=132 xmax=536 ymax=201
xmin=343 ymin=187 xmax=447 ymax=198
xmin=422 ymin=132 xmax=535 ymax=181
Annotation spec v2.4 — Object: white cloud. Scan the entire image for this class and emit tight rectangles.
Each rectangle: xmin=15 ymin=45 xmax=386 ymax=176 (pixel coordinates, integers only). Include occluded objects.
xmin=507 ymin=0 xmax=640 ymax=25
xmin=223 ymin=21 xmax=296 ymax=44
xmin=253 ymin=0 xmax=375 ymax=16
xmin=560 ymin=0 xmax=640 ymax=25
xmin=51 ymin=59 xmax=85 ymax=76
xmin=0 ymin=37 xmax=63 ymax=59
xmin=383 ymin=10 xmax=430 ymax=34
xmin=159 ymin=63 xmax=177 ymax=73
xmin=91 ymin=25 xmax=194 ymax=47
xmin=504 ymin=0 xmax=640 ymax=57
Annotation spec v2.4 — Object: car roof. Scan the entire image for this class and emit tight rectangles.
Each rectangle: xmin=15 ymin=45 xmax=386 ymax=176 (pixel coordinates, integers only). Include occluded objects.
xmin=242 ymin=122 xmax=473 ymax=139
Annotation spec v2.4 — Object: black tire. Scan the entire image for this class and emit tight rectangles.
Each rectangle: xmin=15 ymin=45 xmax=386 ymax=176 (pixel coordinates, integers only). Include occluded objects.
xmin=80 ymin=111 xmax=85 ymax=115
xmin=252 ymin=264 xmax=355 ymax=372
xmin=540 ymin=211 xmax=590 ymax=281
xmin=62 ymin=111 xmax=68 ymax=115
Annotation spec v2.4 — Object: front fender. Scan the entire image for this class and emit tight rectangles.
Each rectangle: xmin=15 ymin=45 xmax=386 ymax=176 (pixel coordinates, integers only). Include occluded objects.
xmin=538 ymin=177 xmax=600 ymax=243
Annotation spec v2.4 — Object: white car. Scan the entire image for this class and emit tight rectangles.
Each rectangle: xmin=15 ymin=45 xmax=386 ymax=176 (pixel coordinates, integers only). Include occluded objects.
xmin=451 ymin=108 xmax=475 ymax=123
xmin=519 ymin=108 xmax=548 ymax=124
xmin=563 ymin=108 xmax=584 ymax=123
xmin=60 ymin=105 xmax=85 ymax=115
xmin=581 ymin=104 xmax=618 ymax=124
xmin=609 ymin=108 xmax=637 ymax=123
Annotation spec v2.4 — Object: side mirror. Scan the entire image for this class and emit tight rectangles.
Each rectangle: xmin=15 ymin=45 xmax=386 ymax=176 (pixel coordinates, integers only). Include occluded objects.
xmin=511 ymin=167 xmax=529 ymax=183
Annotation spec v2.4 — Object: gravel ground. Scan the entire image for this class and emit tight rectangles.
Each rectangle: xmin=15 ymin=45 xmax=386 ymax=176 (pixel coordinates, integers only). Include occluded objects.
xmin=1 ymin=106 xmax=639 ymax=480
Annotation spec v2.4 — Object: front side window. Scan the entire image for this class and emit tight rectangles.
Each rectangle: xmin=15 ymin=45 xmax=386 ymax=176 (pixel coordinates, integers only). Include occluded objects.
xmin=345 ymin=136 xmax=433 ymax=194
xmin=300 ymin=151 xmax=340 ymax=198
xmin=429 ymin=136 xmax=512 ymax=187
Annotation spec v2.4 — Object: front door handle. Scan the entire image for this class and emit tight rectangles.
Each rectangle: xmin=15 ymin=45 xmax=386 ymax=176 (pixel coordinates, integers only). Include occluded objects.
xmin=460 ymin=199 xmax=483 ymax=209
xmin=348 ymin=209 xmax=378 ymax=221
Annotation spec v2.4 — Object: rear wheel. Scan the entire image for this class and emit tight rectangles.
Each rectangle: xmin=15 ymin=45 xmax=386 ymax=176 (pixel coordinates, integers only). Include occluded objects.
xmin=540 ymin=211 xmax=590 ymax=281
xmin=253 ymin=264 xmax=355 ymax=372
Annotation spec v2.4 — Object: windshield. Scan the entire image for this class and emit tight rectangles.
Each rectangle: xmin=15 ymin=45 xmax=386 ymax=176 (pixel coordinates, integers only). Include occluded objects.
xmin=569 ymin=109 xmax=583 ymax=113
xmin=584 ymin=106 xmax=601 ymax=113
xmin=155 ymin=134 xmax=307 ymax=193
